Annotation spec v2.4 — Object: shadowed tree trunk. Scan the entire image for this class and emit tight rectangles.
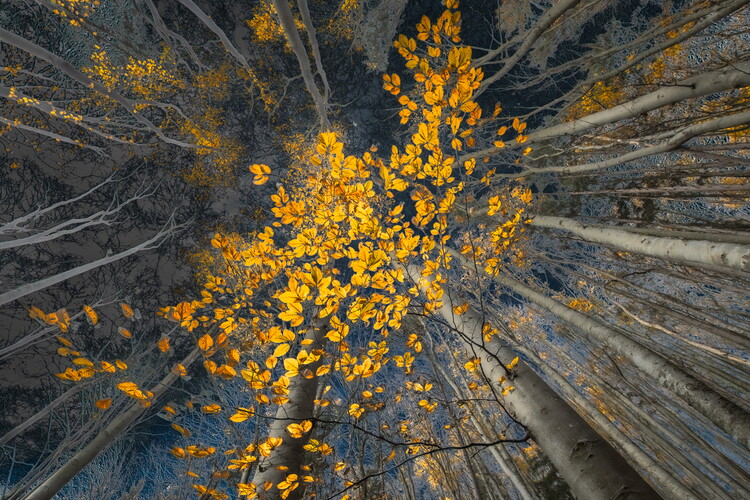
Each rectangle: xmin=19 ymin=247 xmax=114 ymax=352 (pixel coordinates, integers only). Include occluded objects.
xmin=251 ymin=317 xmax=329 ymax=499
xmin=21 ymin=348 xmax=202 ymax=500
xmin=402 ymin=262 xmax=661 ymax=499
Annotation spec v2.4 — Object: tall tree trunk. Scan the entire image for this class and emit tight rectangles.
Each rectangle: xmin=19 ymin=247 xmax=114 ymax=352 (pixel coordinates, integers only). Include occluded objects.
xmin=22 ymin=348 xmax=202 ymax=500
xmin=174 ymin=0 xmax=252 ymax=71
xmin=526 ymin=61 xmax=750 ymax=143
xmin=251 ymin=317 xmax=328 ymax=499
xmin=531 ymin=215 xmax=750 ymax=272
xmin=461 ymin=61 xmax=750 ymax=164
xmin=402 ymin=263 xmax=660 ymax=499
xmin=472 ymin=260 xmax=750 ymax=449
xmin=431 ymin=361 xmax=537 ymax=500
xmin=271 ymin=0 xmax=330 ymax=129
xmin=534 ymin=110 xmax=750 ymax=175
xmin=476 ymin=0 xmax=583 ymax=90
xmin=0 ymin=225 xmax=176 ymax=307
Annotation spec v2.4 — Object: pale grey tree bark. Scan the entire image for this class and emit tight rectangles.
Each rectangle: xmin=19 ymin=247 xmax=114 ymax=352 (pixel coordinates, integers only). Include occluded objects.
xmin=0 ymin=218 xmax=182 ymax=307
xmin=476 ymin=0 xmax=584 ymax=91
xmin=461 ymin=61 xmax=750 ymax=165
xmin=21 ymin=348 xmax=202 ymax=500
xmin=400 ymin=263 xmax=659 ymax=499
xmin=430 ymin=360 xmax=537 ymax=500
xmin=174 ymin=0 xmax=252 ymax=71
xmin=531 ymin=215 xmax=750 ymax=272
xmin=526 ymin=61 xmax=750 ymax=143
xmin=532 ymin=110 xmax=750 ymax=175
xmin=468 ymin=258 xmax=750 ymax=449
xmin=251 ymin=317 xmax=329 ymax=499
xmin=0 ymin=28 xmax=196 ymax=149
xmin=271 ymin=0 xmax=330 ymax=129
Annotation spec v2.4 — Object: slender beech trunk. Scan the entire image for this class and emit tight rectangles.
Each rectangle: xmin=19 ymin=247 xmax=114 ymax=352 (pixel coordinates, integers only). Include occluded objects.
xmin=0 ymin=28 xmax=197 ymax=149
xmin=271 ymin=0 xmax=330 ymax=129
xmin=464 ymin=257 xmax=750 ymax=449
xmin=531 ymin=215 xmax=750 ymax=273
xmin=0 ymin=228 xmax=172 ymax=307
xmin=535 ymin=110 xmax=750 ymax=175
xmin=175 ymin=0 xmax=252 ymax=71
xmin=526 ymin=61 xmax=750 ymax=143
xmin=23 ymin=348 xmax=202 ymax=500
xmin=432 ymin=361 xmax=537 ymax=500
xmin=400 ymin=263 xmax=659 ymax=499
xmin=251 ymin=317 xmax=328 ymax=499
xmin=476 ymin=0 xmax=583 ymax=91
xmin=296 ymin=0 xmax=330 ymax=102
xmin=461 ymin=61 xmax=750 ymax=164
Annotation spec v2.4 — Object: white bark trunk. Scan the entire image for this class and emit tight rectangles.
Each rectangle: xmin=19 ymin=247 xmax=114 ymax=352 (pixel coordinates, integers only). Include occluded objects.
xmin=174 ymin=0 xmax=252 ymax=71
xmin=0 ymin=28 xmax=196 ymax=149
xmin=534 ymin=110 xmax=750 ymax=175
xmin=460 ymin=61 xmax=750 ymax=164
xmin=296 ymin=0 xmax=330 ymax=102
xmin=532 ymin=215 xmax=750 ymax=272
xmin=23 ymin=348 xmax=202 ymax=500
xmin=271 ymin=0 xmax=330 ymax=129
xmin=0 ymin=225 xmax=174 ymax=307
xmin=527 ymin=61 xmax=750 ymax=143
xmin=401 ymin=263 xmax=659 ymax=499
xmin=477 ymin=0 xmax=583 ymax=90
xmin=477 ymin=264 xmax=750 ymax=449
xmin=431 ymin=361 xmax=537 ymax=500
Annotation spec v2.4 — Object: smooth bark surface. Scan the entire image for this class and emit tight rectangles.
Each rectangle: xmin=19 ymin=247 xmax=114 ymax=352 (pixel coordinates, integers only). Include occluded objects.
xmin=271 ymin=0 xmax=330 ymax=129
xmin=402 ymin=263 xmax=659 ymax=499
xmin=23 ymin=348 xmax=202 ymax=500
xmin=532 ymin=215 xmax=750 ymax=272
xmin=526 ymin=61 xmax=750 ymax=142
xmin=483 ymin=268 xmax=750 ymax=449
xmin=252 ymin=318 xmax=328 ymax=499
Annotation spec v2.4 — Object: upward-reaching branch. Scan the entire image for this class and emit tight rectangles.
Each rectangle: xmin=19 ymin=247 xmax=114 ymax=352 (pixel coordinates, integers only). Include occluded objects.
xmin=271 ymin=0 xmax=330 ymax=129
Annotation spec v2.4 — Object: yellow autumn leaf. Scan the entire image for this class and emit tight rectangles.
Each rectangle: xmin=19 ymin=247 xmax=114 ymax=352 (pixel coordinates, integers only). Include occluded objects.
xmin=230 ymin=408 xmax=253 ymax=423
xmin=157 ymin=338 xmax=170 ymax=352
xmin=453 ymin=302 xmax=468 ymax=315
xmin=286 ymin=420 xmax=312 ymax=438
xmin=121 ymin=303 xmax=135 ymax=318
xmin=171 ymin=423 xmax=191 ymax=437
xmin=100 ymin=361 xmax=116 ymax=373
xmin=237 ymin=483 xmax=257 ymax=497
xmin=117 ymin=382 xmax=148 ymax=400
xmin=118 ymin=327 xmax=132 ymax=338
xmin=506 ymin=357 xmax=519 ymax=370
xmin=249 ymin=163 xmax=271 ymax=185
xmin=73 ymin=357 xmax=93 ymax=367
xmin=95 ymin=398 xmax=111 ymax=409
xmin=283 ymin=358 xmax=299 ymax=377
xmin=202 ymin=403 xmax=222 ymax=414
xmin=83 ymin=305 xmax=98 ymax=325
xmin=198 ymin=333 xmax=214 ymax=351
xmin=273 ymin=343 xmax=291 ymax=358
xmin=464 ymin=357 xmax=481 ymax=372
xmin=349 ymin=403 xmax=364 ymax=418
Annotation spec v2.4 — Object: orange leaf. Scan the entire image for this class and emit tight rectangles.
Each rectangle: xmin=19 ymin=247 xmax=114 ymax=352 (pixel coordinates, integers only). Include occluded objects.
xmin=198 ymin=334 xmax=214 ymax=351
xmin=95 ymin=398 xmax=112 ymax=409
xmin=158 ymin=338 xmax=170 ymax=352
